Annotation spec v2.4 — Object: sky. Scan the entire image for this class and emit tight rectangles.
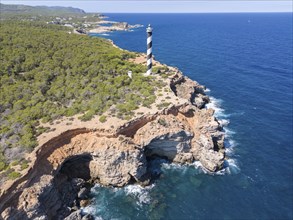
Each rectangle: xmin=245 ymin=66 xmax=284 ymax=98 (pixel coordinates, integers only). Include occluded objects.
xmin=1 ymin=0 xmax=292 ymax=13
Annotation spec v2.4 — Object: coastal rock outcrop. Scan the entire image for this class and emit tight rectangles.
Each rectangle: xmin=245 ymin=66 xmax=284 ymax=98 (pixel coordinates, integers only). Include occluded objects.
xmin=88 ymin=137 xmax=147 ymax=186
xmin=0 ymin=72 xmax=226 ymax=219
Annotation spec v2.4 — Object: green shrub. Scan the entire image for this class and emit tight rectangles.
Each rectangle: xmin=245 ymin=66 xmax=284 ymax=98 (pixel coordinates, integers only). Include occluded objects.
xmin=20 ymin=161 xmax=29 ymax=170
xmin=36 ymin=126 xmax=50 ymax=136
xmin=79 ymin=111 xmax=94 ymax=121
xmin=0 ymin=161 xmax=7 ymax=172
xmin=142 ymin=95 xmax=156 ymax=108
xmin=156 ymin=102 xmax=172 ymax=110
xmin=10 ymin=160 xmax=19 ymax=166
xmin=161 ymin=73 xmax=169 ymax=78
xmin=8 ymin=171 xmax=21 ymax=180
xmin=158 ymin=118 xmax=168 ymax=127
xmin=124 ymin=115 xmax=132 ymax=120
xmin=99 ymin=115 xmax=107 ymax=123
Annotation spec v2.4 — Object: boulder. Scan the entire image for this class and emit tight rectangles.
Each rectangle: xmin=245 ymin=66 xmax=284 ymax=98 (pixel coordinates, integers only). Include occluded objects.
xmin=78 ymin=187 xmax=89 ymax=200
xmin=199 ymin=149 xmax=225 ymax=172
xmin=89 ymin=140 xmax=147 ymax=186
xmin=64 ymin=210 xmax=83 ymax=220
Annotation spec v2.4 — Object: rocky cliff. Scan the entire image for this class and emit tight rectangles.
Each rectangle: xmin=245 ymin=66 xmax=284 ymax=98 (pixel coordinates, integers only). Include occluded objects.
xmin=0 ymin=71 xmax=226 ymax=219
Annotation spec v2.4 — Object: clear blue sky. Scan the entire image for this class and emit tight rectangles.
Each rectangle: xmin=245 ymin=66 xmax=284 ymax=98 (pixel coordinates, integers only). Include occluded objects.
xmin=1 ymin=1 xmax=292 ymax=13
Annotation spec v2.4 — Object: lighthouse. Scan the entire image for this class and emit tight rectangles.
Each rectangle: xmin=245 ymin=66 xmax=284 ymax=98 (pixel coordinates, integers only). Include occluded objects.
xmin=146 ymin=24 xmax=153 ymax=76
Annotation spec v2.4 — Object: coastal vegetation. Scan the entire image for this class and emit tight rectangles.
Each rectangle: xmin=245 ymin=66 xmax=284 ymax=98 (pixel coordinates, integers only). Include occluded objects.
xmin=0 ymin=20 xmax=162 ymax=177
xmin=0 ymin=3 xmax=103 ymax=32
xmin=0 ymin=3 xmax=86 ymax=16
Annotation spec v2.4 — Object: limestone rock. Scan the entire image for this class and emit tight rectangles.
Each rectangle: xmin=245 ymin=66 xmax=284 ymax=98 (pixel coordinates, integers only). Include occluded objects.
xmin=88 ymin=139 xmax=147 ymax=186
xmin=64 ymin=210 xmax=83 ymax=220
xmin=0 ymin=69 xmax=227 ymax=219
xmin=193 ymin=94 xmax=210 ymax=109
xmin=78 ymin=187 xmax=90 ymax=200
xmin=80 ymin=199 xmax=90 ymax=207
xmin=15 ymin=175 xmax=65 ymax=219
xmin=82 ymin=214 xmax=94 ymax=220
xmin=199 ymin=148 xmax=225 ymax=172
xmin=170 ymin=72 xmax=206 ymax=104
xmin=144 ymin=131 xmax=193 ymax=162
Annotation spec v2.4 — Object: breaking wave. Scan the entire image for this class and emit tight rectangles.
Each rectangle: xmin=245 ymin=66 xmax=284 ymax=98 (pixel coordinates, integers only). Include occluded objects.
xmin=82 ymin=183 xmax=155 ymax=219
xmin=124 ymin=184 xmax=155 ymax=206
xmin=205 ymin=91 xmax=240 ymax=174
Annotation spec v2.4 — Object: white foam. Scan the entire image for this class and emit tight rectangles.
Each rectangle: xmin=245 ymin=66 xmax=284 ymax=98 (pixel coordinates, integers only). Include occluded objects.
xmin=224 ymin=127 xmax=236 ymax=137
xmin=84 ymin=183 xmax=155 ymax=217
xmin=205 ymin=96 xmax=240 ymax=173
xmin=162 ymin=161 xmax=207 ymax=175
xmin=90 ymin=183 xmax=102 ymax=193
xmin=124 ymin=184 xmax=155 ymax=205
xmin=225 ymin=137 xmax=237 ymax=148
xmin=208 ymin=158 xmax=240 ymax=175
xmin=162 ymin=162 xmax=188 ymax=170
xmin=205 ymin=97 xmax=227 ymax=118
xmin=222 ymin=158 xmax=241 ymax=175
xmin=192 ymin=161 xmax=209 ymax=174
xmin=100 ymin=33 xmax=110 ymax=36
xmin=81 ymin=206 xmax=104 ymax=220
xmin=225 ymin=147 xmax=234 ymax=156
xmin=224 ymin=127 xmax=238 ymax=156
xmin=204 ymin=88 xmax=211 ymax=93
xmin=162 ymin=160 xmax=232 ymax=176
xmin=219 ymin=119 xmax=230 ymax=126
xmin=192 ymin=161 xmax=227 ymax=175
xmin=193 ymin=161 xmax=203 ymax=169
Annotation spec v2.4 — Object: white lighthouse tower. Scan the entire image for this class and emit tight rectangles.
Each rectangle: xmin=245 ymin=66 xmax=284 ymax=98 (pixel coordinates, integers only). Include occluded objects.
xmin=145 ymin=24 xmax=153 ymax=76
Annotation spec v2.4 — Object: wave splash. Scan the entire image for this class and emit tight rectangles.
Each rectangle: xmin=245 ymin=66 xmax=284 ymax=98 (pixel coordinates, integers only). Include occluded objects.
xmin=205 ymin=92 xmax=240 ymax=175
xmin=82 ymin=183 xmax=155 ymax=218
xmin=124 ymin=184 xmax=155 ymax=206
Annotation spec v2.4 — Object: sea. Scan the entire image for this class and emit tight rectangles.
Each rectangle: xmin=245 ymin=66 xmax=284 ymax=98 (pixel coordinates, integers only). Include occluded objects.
xmin=86 ymin=13 xmax=293 ymax=219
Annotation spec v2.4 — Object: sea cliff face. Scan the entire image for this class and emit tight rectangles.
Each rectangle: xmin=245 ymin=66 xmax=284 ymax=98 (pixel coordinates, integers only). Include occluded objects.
xmin=0 ymin=71 xmax=225 ymax=219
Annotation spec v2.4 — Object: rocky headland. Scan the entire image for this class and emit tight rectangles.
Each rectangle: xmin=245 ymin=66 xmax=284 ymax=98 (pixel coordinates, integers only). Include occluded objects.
xmin=88 ymin=21 xmax=143 ymax=34
xmin=0 ymin=64 xmax=226 ymax=219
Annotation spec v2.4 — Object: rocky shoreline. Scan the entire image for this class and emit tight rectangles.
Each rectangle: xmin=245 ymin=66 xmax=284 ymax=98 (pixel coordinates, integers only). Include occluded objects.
xmin=0 ymin=66 xmax=226 ymax=219
xmin=88 ymin=21 xmax=143 ymax=34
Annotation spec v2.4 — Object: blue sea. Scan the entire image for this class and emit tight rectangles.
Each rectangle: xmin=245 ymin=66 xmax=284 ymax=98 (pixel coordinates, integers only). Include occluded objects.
xmin=87 ymin=13 xmax=293 ymax=219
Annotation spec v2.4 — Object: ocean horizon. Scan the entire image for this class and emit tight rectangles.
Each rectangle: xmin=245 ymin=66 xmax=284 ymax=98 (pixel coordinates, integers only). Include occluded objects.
xmin=87 ymin=13 xmax=293 ymax=219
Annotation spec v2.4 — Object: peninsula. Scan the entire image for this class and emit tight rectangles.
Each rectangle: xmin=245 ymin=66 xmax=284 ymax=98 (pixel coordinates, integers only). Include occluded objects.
xmin=0 ymin=5 xmax=226 ymax=219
